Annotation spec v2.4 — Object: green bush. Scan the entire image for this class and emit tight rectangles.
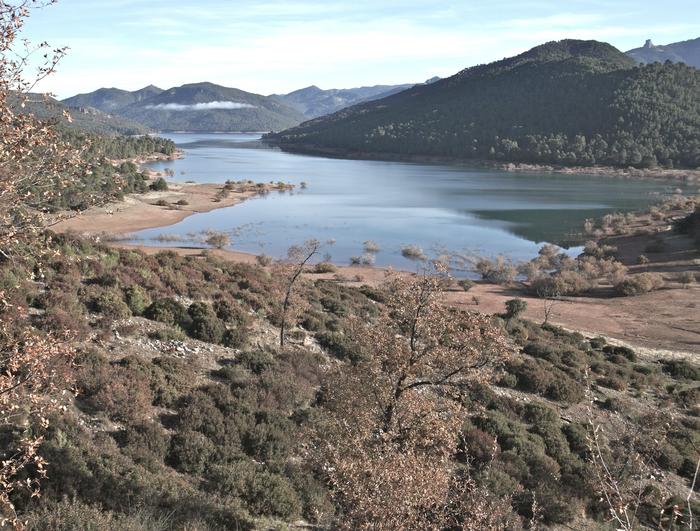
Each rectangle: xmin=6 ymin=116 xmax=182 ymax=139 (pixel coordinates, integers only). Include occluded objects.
xmin=187 ymin=302 xmax=225 ymax=344
xmin=124 ymin=285 xmax=152 ymax=316
xmin=662 ymin=359 xmax=700 ymax=381
xmin=148 ymin=326 xmax=186 ymax=342
xmin=505 ymin=298 xmax=528 ymax=320
xmin=94 ymin=289 xmax=131 ymax=320
xmin=167 ymin=430 xmax=216 ymax=474
xmin=222 ymin=327 xmax=249 ymax=349
xmin=316 ymin=331 xmax=360 ymax=362
xmin=244 ymin=470 xmax=302 ymax=519
xmin=145 ymin=298 xmax=188 ymax=327
xmin=116 ymin=421 xmax=170 ymax=464
xmin=150 ymin=177 xmax=168 ymax=191
xmin=603 ymin=345 xmax=637 ymax=362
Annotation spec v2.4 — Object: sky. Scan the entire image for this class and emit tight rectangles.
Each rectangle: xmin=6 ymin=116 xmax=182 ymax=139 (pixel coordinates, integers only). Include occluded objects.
xmin=20 ymin=0 xmax=700 ymax=99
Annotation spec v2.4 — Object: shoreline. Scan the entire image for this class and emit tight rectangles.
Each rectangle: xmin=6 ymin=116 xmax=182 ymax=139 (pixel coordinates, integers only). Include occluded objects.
xmin=51 ymin=180 xmax=289 ymax=236
xmin=268 ymin=141 xmax=700 ymax=183
xmin=50 ymin=146 xmax=699 ymax=356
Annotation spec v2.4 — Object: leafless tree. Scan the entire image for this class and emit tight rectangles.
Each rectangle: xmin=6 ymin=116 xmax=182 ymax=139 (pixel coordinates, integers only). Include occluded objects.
xmin=279 ymin=239 xmax=321 ymax=347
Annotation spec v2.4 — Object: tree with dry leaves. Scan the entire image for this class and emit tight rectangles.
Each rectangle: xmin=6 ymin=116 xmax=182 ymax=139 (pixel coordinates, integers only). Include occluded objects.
xmin=0 ymin=2 xmax=78 ymax=527
xmin=311 ymin=270 xmax=515 ymax=529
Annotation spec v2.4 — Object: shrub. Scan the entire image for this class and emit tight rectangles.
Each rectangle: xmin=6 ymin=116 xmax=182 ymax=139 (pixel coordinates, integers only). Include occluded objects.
xmin=363 ymin=240 xmax=381 ymax=253
xmin=589 ymin=336 xmax=607 ymax=349
xmin=256 ymin=254 xmax=273 ymax=266
xmin=316 ymin=331 xmax=360 ymax=362
xmin=400 ymin=245 xmax=426 ymax=260
xmin=176 ymin=199 xmax=189 ymax=206
xmin=204 ymin=231 xmax=230 ymax=249
xmin=94 ymin=289 xmax=131 ymax=320
xmin=349 ymin=253 xmax=375 ymax=266
xmin=505 ymin=298 xmax=527 ymax=320
xmin=116 ymin=421 xmax=170 ymax=463
xmin=601 ymin=344 xmax=636 ymax=362
xmin=148 ymin=326 xmax=186 ymax=342
xmin=662 ymin=360 xmax=700 ymax=381
xmin=458 ymin=279 xmax=475 ymax=292
xmin=616 ymin=273 xmax=664 ymax=296
xmin=313 ymin=262 xmax=337 ymax=274
xmin=531 ymin=271 xmax=592 ymax=297
xmin=476 ymin=256 xmax=517 ymax=285
xmin=187 ymin=302 xmax=225 ymax=344
xmin=245 ymin=471 xmax=302 ymax=519
xmin=213 ymin=297 xmax=249 ymax=326
xmin=237 ymin=349 xmax=276 ymax=374
xmin=168 ymin=430 xmax=216 ymax=474
xmin=150 ymin=177 xmax=168 ymax=191
xmin=87 ymin=364 xmax=153 ymax=422
xmin=123 ymin=285 xmax=151 ymax=316
xmin=145 ymin=298 xmax=189 ymax=327
xmin=152 ymin=357 xmax=196 ymax=406
xmin=597 ymin=376 xmax=627 ymax=391
xmin=222 ymin=326 xmax=249 ymax=349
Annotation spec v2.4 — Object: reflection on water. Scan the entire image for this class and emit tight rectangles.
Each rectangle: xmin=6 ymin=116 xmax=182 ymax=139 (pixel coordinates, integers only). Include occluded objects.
xmin=132 ymin=133 xmax=690 ymax=269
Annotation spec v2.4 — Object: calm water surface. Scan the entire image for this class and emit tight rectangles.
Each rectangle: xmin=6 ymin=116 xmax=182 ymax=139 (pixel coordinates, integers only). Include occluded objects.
xmin=133 ymin=133 xmax=690 ymax=269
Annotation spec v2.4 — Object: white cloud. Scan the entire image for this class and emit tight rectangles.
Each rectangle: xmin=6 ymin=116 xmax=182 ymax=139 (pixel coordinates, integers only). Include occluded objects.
xmin=144 ymin=101 xmax=257 ymax=111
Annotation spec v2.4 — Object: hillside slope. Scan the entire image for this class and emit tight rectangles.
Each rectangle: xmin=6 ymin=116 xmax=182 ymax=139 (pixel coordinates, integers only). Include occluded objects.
xmin=64 ymin=82 xmax=307 ymax=132
xmin=268 ymin=40 xmax=700 ymax=169
xmin=17 ymin=94 xmax=152 ymax=135
xmin=627 ymin=37 xmax=700 ymax=68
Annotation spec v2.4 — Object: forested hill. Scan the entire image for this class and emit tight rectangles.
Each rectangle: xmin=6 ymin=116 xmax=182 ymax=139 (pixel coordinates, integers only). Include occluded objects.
xmin=267 ymin=40 xmax=700 ymax=169
xmin=62 ymin=85 xmax=164 ymax=112
xmin=63 ymin=82 xmax=307 ymax=132
xmin=14 ymin=94 xmax=152 ymax=136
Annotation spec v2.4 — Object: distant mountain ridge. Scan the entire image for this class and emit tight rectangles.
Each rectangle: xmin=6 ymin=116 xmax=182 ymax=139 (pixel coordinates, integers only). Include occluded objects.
xmin=274 ymin=84 xmax=413 ymax=119
xmin=267 ymin=39 xmax=700 ymax=169
xmin=62 ymin=82 xmax=306 ymax=132
xmin=273 ymin=78 xmax=440 ymax=119
xmin=63 ymin=85 xmax=164 ymax=113
xmin=626 ymin=37 xmax=700 ymax=68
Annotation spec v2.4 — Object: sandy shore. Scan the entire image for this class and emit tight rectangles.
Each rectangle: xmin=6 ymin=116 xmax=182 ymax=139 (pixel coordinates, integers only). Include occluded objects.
xmin=51 ymin=181 xmax=281 ymax=236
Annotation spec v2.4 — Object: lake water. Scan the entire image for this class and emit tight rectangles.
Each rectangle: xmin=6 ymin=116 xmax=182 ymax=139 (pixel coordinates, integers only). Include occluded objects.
xmin=133 ymin=132 xmax=690 ymax=270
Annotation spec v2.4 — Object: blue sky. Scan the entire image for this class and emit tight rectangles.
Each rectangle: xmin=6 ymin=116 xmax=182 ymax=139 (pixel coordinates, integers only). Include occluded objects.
xmin=22 ymin=0 xmax=700 ymax=99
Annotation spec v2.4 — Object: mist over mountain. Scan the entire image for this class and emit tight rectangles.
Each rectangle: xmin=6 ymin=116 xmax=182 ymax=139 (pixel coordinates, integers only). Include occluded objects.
xmin=267 ymin=39 xmax=700 ymax=169
xmin=626 ymin=37 xmax=700 ymax=68
xmin=62 ymin=82 xmax=306 ymax=132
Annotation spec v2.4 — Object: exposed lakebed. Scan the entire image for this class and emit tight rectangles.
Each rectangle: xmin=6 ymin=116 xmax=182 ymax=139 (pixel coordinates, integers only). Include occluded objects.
xmin=132 ymin=132 xmax=693 ymax=268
